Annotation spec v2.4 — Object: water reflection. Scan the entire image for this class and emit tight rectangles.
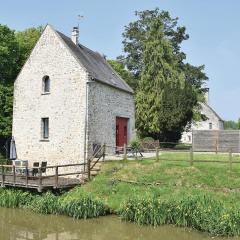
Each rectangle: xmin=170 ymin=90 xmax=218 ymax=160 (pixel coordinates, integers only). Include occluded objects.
xmin=0 ymin=207 xmax=238 ymax=240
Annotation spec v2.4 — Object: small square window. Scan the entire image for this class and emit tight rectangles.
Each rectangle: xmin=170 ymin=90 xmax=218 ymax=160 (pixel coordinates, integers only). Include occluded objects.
xmin=41 ymin=118 xmax=49 ymax=139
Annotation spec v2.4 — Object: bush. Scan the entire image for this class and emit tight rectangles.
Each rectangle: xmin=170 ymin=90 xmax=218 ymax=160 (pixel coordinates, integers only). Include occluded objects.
xmin=119 ymin=194 xmax=240 ymax=236
xmin=130 ymin=138 xmax=141 ymax=150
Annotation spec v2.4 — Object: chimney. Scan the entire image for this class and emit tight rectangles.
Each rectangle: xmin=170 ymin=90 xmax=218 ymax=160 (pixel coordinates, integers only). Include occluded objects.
xmin=204 ymin=88 xmax=210 ymax=104
xmin=71 ymin=26 xmax=79 ymax=45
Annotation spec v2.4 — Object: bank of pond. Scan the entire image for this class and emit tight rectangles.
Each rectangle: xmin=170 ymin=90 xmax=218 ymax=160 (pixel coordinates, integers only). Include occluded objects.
xmin=0 ymin=188 xmax=240 ymax=237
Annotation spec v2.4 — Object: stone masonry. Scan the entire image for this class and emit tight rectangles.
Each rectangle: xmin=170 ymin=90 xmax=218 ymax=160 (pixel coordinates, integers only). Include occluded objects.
xmin=12 ymin=25 xmax=135 ymax=169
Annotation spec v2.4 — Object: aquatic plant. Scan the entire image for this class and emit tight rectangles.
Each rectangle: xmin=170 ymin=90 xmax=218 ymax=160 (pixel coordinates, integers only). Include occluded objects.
xmin=119 ymin=195 xmax=240 ymax=236
xmin=28 ymin=192 xmax=59 ymax=214
xmin=0 ymin=189 xmax=33 ymax=208
xmin=0 ymin=189 xmax=108 ymax=219
xmin=60 ymin=195 xmax=108 ymax=219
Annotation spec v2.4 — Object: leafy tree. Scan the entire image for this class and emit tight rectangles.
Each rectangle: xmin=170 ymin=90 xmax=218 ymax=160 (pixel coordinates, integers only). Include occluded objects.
xmin=121 ymin=8 xmax=207 ymax=92
xmin=120 ymin=8 xmax=208 ymax=141
xmin=136 ymin=17 xmax=197 ymax=142
xmin=15 ymin=26 xmax=42 ymax=70
xmin=0 ymin=25 xmax=19 ymax=85
xmin=0 ymin=25 xmax=41 ymax=140
xmin=107 ymin=59 xmax=137 ymax=90
xmin=0 ymin=85 xmax=13 ymax=137
xmin=224 ymin=120 xmax=238 ymax=130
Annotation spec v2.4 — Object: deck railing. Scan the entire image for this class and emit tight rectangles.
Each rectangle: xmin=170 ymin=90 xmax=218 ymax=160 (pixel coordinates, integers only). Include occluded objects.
xmin=0 ymin=163 xmax=86 ymax=192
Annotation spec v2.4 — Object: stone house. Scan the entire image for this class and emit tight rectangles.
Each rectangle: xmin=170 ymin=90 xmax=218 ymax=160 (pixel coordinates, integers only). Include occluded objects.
xmin=181 ymin=88 xmax=224 ymax=144
xmin=12 ymin=25 xmax=135 ymax=167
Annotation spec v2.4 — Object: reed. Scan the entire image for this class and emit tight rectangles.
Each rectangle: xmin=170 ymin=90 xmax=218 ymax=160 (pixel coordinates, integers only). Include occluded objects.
xmin=0 ymin=189 xmax=33 ymax=208
xmin=60 ymin=196 xmax=108 ymax=219
xmin=0 ymin=189 xmax=108 ymax=219
xmin=28 ymin=192 xmax=59 ymax=214
xmin=119 ymin=194 xmax=240 ymax=236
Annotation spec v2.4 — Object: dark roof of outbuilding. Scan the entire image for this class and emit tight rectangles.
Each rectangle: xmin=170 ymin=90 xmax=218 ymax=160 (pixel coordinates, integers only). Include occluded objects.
xmin=56 ymin=30 xmax=133 ymax=94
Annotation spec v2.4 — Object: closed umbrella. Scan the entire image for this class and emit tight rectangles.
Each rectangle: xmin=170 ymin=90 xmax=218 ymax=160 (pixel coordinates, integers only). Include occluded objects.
xmin=9 ymin=137 xmax=17 ymax=160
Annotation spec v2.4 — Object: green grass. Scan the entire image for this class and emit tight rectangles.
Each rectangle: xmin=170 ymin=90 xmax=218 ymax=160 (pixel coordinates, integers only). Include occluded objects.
xmin=2 ymin=152 xmax=240 ymax=236
xmin=65 ymin=153 xmax=240 ymax=236
xmin=66 ymin=155 xmax=240 ymax=210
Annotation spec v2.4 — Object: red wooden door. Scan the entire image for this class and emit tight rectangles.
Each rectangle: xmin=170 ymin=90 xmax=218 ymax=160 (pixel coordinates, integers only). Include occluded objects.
xmin=116 ymin=117 xmax=128 ymax=147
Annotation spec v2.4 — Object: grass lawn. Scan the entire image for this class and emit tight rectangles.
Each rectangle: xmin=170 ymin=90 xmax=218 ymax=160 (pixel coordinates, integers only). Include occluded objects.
xmin=65 ymin=152 xmax=240 ymax=211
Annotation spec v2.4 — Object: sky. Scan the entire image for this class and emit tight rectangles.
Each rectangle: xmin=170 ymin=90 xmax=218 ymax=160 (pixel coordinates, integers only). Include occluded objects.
xmin=0 ymin=0 xmax=239 ymax=121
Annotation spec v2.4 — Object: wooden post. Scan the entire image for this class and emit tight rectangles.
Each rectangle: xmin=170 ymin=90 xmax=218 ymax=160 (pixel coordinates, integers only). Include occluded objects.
xmin=190 ymin=147 xmax=193 ymax=166
xmin=123 ymin=144 xmax=127 ymax=162
xmin=103 ymin=144 xmax=106 ymax=161
xmin=1 ymin=165 xmax=4 ymax=187
xmin=215 ymin=139 xmax=218 ymax=154
xmin=25 ymin=166 xmax=28 ymax=186
xmin=13 ymin=166 xmax=16 ymax=186
xmin=156 ymin=147 xmax=159 ymax=162
xmin=55 ymin=166 xmax=59 ymax=188
xmin=87 ymin=158 xmax=91 ymax=180
xmin=38 ymin=168 xmax=42 ymax=192
xmin=229 ymin=148 xmax=232 ymax=171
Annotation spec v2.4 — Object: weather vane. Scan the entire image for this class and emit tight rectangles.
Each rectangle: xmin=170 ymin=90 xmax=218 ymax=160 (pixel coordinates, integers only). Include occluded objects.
xmin=77 ymin=14 xmax=84 ymax=28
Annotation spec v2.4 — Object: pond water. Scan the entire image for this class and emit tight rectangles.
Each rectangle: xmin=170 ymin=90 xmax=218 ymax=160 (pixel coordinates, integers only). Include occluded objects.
xmin=0 ymin=207 xmax=238 ymax=240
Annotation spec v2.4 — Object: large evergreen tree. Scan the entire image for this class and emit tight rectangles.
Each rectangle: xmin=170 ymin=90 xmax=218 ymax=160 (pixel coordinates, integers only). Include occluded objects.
xmin=120 ymin=8 xmax=208 ymax=91
xmin=136 ymin=17 xmax=197 ymax=142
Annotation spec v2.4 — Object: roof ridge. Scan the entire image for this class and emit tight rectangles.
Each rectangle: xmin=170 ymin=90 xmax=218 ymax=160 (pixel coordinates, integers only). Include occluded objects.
xmin=55 ymin=29 xmax=133 ymax=94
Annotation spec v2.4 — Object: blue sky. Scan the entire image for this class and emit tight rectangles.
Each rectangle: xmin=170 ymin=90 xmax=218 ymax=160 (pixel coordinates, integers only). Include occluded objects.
xmin=1 ymin=0 xmax=239 ymax=120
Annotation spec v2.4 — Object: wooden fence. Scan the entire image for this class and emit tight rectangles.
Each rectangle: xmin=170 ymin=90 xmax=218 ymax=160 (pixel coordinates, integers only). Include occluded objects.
xmin=193 ymin=130 xmax=240 ymax=152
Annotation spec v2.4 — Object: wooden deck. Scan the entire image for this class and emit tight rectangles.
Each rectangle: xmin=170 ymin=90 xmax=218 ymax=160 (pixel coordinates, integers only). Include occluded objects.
xmin=0 ymin=144 xmax=106 ymax=192
xmin=0 ymin=163 xmax=87 ymax=192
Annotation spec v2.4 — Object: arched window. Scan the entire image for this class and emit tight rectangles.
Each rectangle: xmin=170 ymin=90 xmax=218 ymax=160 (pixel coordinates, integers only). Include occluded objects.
xmin=42 ymin=75 xmax=50 ymax=93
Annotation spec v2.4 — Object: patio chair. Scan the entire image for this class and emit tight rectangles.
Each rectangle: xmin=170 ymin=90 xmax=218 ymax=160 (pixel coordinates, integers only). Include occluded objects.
xmin=40 ymin=161 xmax=47 ymax=175
xmin=32 ymin=162 xmax=39 ymax=176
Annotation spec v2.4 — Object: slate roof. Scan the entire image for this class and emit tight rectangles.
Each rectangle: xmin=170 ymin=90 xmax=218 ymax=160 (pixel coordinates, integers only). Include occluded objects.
xmin=55 ymin=30 xmax=133 ymax=94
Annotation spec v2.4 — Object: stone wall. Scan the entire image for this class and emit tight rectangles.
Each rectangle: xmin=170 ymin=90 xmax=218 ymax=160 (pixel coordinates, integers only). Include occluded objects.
xmin=87 ymin=81 xmax=135 ymax=155
xmin=12 ymin=25 xmax=88 ymax=169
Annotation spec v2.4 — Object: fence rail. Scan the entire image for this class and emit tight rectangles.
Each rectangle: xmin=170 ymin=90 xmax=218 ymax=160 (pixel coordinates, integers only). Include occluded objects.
xmin=0 ymin=163 xmax=86 ymax=192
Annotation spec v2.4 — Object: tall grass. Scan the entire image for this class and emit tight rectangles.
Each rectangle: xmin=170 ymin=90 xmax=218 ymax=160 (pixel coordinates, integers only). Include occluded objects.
xmin=0 ymin=189 xmax=108 ymax=219
xmin=120 ymin=194 xmax=240 ymax=236
xmin=0 ymin=189 xmax=33 ymax=208
xmin=60 ymin=196 xmax=108 ymax=219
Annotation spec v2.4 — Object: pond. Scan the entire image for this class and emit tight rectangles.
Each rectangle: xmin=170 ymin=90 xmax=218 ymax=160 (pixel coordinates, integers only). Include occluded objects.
xmin=0 ymin=207 xmax=238 ymax=240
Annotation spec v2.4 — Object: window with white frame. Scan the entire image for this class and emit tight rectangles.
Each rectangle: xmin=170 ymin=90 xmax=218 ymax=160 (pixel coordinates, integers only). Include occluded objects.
xmin=209 ymin=122 xmax=213 ymax=130
xmin=41 ymin=118 xmax=49 ymax=139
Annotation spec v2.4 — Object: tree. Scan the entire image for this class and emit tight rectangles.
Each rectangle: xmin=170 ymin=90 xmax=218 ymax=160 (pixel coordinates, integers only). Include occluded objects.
xmin=15 ymin=26 xmax=42 ymax=70
xmin=0 ymin=85 xmax=13 ymax=137
xmin=136 ymin=17 xmax=197 ymax=142
xmin=0 ymin=25 xmax=19 ymax=85
xmin=0 ymin=25 xmax=41 ymax=140
xmin=107 ymin=59 xmax=137 ymax=90
xmin=121 ymin=8 xmax=207 ymax=92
